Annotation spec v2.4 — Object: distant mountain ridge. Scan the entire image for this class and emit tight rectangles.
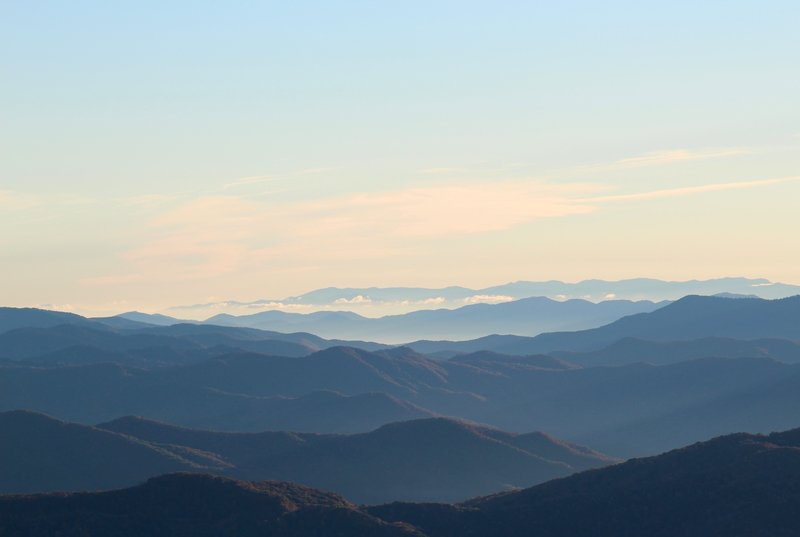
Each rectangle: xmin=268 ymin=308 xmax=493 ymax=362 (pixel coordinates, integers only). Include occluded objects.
xmin=4 ymin=344 xmax=800 ymax=456
xmin=95 ymin=298 xmax=669 ymax=343
xmin=4 ymin=296 xmax=800 ymax=457
xmin=408 ymin=294 xmax=800 ymax=355
xmin=0 ymin=311 xmax=394 ymax=367
xmin=201 ymin=297 xmax=666 ymax=343
xmin=165 ymin=277 xmax=800 ymax=318
xmin=0 ymin=411 xmax=614 ymax=503
xmin=0 ymin=307 xmax=93 ymax=333
xmin=556 ymin=336 xmax=800 ymax=366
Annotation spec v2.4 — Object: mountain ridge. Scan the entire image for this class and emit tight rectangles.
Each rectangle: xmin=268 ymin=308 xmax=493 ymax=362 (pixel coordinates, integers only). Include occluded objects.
xmin=6 ymin=424 xmax=800 ymax=535
xmin=0 ymin=411 xmax=614 ymax=503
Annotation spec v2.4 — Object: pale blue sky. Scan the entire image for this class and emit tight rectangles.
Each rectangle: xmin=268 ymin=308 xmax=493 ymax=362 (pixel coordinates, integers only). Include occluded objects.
xmin=1 ymin=1 xmax=799 ymax=315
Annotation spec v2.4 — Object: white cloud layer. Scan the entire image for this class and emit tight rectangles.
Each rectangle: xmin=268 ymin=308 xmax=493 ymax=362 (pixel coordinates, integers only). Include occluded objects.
xmin=334 ymin=295 xmax=373 ymax=305
xmin=464 ymin=294 xmax=515 ymax=304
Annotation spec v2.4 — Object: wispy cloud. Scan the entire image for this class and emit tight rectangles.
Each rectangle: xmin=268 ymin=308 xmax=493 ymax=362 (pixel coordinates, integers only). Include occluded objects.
xmin=287 ymin=181 xmax=599 ymax=238
xmin=86 ymin=173 xmax=799 ymax=286
xmin=221 ymin=168 xmax=336 ymax=191
xmin=608 ymin=148 xmax=751 ymax=169
xmin=419 ymin=148 xmax=750 ymax=180
xmin=84 ymin=181 xmax=598 ymax=284
xmin=571 ymin=147 xmax=753 ymax=176
xmin=580 ymin=176 xmax=800 ymax=203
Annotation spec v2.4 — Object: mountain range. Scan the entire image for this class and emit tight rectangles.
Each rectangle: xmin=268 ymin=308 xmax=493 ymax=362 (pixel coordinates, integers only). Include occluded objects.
xmin=3 ymin=295 xmax=800 ymax=458
xmin=3 ymin=343 xmax=800 ymax=457
xmin=0 ymin=411 xmax=614 ymax=503
xmin=163 ymin=277 xmax=800 ymax=318
xmin=4 ymin=290 xmax=800 ymax=533
xmin=198 ymin=297 xmax=665 ymax=342
xmin=370 ymin=425 xmax=800 ymax=536
xmin=0 ymin=310 xmax=390 ymax=366
xmin=5 ymin=425 xmax=800 ymax=536
xmin=407 ymin=294 xmax=800 ymax=355
xmin=555 ymin=336 xmax=800 ymax=366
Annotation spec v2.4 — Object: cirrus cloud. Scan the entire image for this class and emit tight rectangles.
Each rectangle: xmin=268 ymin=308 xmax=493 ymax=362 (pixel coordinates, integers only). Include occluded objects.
xmin=84 ymin=174 xmax=800 ymax=287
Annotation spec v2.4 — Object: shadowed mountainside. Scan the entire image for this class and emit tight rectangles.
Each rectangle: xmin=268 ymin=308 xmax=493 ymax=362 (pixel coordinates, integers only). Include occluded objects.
xmin=0 ymin=411 xmax=214 ymax=493
xmin=101 ymin=416 xmax=615 ymax=503
xmin=0 ymin=411 xmax=614 ymax=503
xmin=6 ymin=426 xmax=800 ymax=536
xmin=0 ymin=473 xmax=422 ymax=537
xmin=371 ymin=426 xmax=800 ymax=536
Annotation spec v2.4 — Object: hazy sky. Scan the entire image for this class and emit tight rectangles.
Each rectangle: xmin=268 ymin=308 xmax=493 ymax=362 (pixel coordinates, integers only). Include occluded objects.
xmin=2 ymin=1 xmax=799 ymax=315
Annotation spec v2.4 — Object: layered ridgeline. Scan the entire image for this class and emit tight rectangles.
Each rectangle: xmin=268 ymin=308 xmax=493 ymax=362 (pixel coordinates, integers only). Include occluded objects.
xmin=2 ymin=346 xmax=800 ymax=457
xmin=200 ymin=297 xmax=665 ymax=342
xmin=1 ymin=296 xmax=667 ymax=347
xmin=3 ymin=295 xmax=800 ymax=457
xmin=4 ymin=426 xmax=800 ymax=536
xmin=0 ymin=310 xmax=390 ymax=367
xmin=0 ymin=411 xmax=614 ymax=503
xmin=407 ymin=294 xmax=800 ymax=355
xmin=5 ymin=295 xmax=800 ymax=362
xmin=164 ymin=277 xmax=800 ymax=318
xmin=0 ymin=296 xmax=662 ymax=366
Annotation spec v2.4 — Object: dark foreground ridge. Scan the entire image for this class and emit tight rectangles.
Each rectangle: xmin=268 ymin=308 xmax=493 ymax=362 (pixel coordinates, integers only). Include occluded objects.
xmin=371 ymin=426 xmax=800 ymax=536
xmin=0 ymin=473 xmax=422 ymax=537
xmin=4 ymin=426 xmax=800 ymax=536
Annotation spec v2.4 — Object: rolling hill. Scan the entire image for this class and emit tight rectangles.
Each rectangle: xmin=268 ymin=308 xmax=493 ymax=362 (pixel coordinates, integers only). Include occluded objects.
xmin=7 ymin=425 xmax=800 ymax=536
xmin=100 ymin=415 xmax=615 ymax=503
xmin=0 ymin=411 xmax=215 ymax=493
xmin=4 ymin=345 xmax=800 ymax=456
xmin=0 ymin=411 xmax=614 ymax=503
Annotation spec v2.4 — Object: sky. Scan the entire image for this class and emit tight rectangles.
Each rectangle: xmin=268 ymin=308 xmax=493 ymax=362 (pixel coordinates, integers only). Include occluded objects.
xmin=1 ymin=1 xmax=799 ymax=316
